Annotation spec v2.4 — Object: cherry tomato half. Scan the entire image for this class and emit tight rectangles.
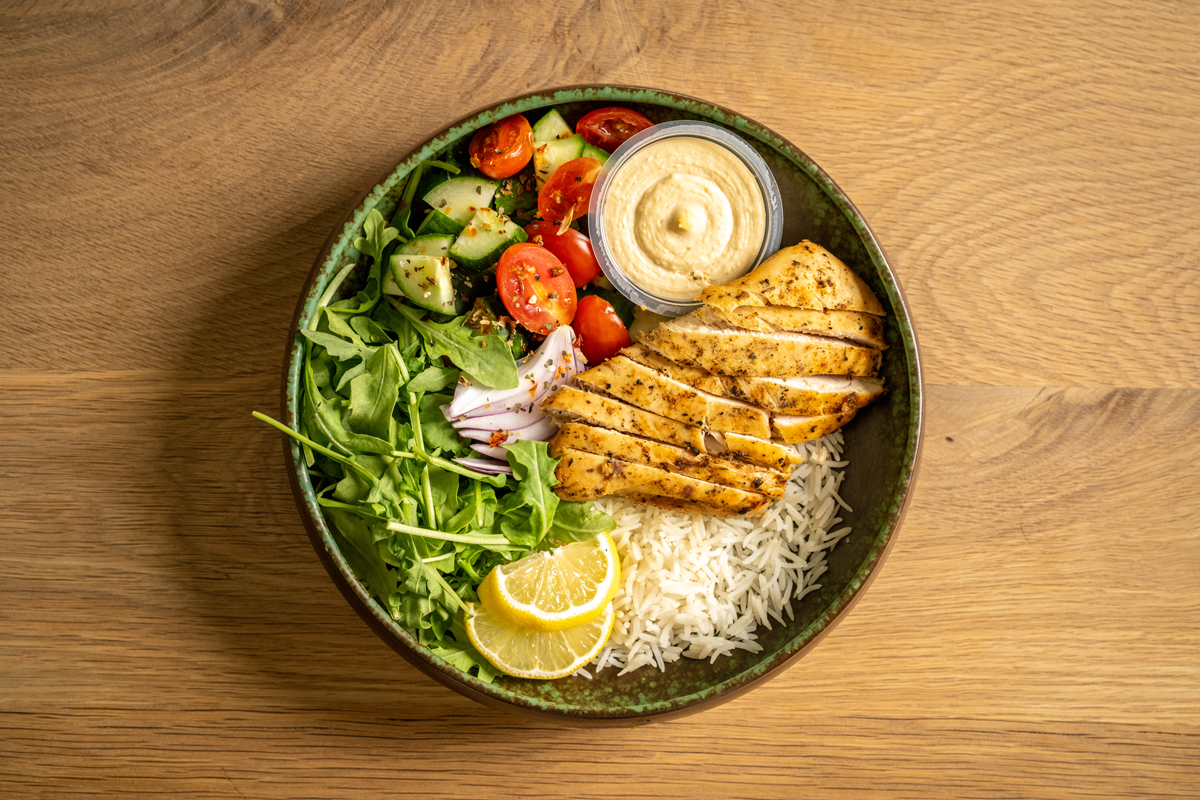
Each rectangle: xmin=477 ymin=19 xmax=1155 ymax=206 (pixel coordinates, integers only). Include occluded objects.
xmin=576 ymin=107 xmax=654 ymax=152
xmin=537 ymin=157 xmax=602 ymax=226
xmin=496 ymin=243 xmax=577 ymax=334
xmin=523 ymin=222 xmax=602 ymax=288
xmin=574 ymin=294 xmax=632 ymax=365
xmin=469 ymin=114 xmax=534 ymax=180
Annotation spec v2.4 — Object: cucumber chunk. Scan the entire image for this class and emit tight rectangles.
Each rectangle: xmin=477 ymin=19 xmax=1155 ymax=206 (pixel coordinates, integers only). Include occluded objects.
xmin=581 ymin=143 xmax=610 ymax=165
xmin=531 ymin=109 xmax=573 ymax=143
xmin=384 ymin=254 xmax=458 ymax=314
xmin=398 ymin=233 xmax=455 ymax=257
xmin=533 ymin=133 xmax=585 ymax=189
xmin=449 ymin=208 xmax=528 ymax=271
xmin=417 ymin=209 xmax=466 ymax=236
xmin=422 ymin=176 xmax=499 ymax=226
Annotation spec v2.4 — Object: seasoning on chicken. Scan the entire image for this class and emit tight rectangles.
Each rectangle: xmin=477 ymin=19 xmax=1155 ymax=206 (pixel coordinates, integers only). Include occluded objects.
xmin=698 ymin=240 xmax=885 ymax=316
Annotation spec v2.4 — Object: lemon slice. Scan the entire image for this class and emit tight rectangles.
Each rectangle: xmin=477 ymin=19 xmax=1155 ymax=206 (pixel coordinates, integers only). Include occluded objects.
xmin=478 ymin=533 xmax=620 ymax=631
xmin=465 ymin=601 xmax=614 ymax=680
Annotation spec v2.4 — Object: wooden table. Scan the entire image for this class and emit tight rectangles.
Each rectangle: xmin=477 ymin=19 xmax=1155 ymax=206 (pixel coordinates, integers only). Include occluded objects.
xmin=3 ymin=1 xmax=1197 ymax=797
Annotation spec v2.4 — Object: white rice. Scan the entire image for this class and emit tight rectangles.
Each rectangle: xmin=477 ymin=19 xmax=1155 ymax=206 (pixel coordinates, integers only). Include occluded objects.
xmin=586 ymin=431 xmax=852 ymax=675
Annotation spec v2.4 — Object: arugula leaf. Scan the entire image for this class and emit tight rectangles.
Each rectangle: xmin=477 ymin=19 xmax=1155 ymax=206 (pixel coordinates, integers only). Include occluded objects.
xmin=545 ymin=500 xmax=616 ymax=546
xmin=406 ymin=365 xmax=459 ymax=394
xmin=392 ymin=302 xmax=519 ymax=390
xmin=347 ymin=344 xmax=402 ymax=442
xmin=327 ymin=209 xmax=400 ymax=315
xmin=418 ymin=393 xmax=469 ymax=455
xmin=353 ymin=208 xmax=401 ymax=268
xmin=326 ymin=509 xmax=399 ymax=618
xmin=300 ymin=329 xmax=372 ymax=362
xmin=497 ymin=440 xmax=561 ymax=549
xmin=428 ymin=638 xmax=500 ymax=684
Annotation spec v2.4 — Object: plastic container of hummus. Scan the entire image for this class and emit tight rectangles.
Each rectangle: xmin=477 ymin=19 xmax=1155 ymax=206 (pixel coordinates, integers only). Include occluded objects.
xmin=588 ymin=120 xmax=783 ymax=316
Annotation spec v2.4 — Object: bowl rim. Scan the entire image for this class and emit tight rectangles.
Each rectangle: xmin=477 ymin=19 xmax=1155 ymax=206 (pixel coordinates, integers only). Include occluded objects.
xmin=280 ymin=83 xmax=924 ymax=725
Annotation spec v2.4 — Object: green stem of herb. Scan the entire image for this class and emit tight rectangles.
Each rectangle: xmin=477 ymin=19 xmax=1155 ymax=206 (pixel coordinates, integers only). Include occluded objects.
xmin=413 ymin=449 xmax=506 ymax=487
xmin=313 ymin=262 xmax=357 ymax=328
xmin=474 ymin=481 xmax=483 ymax=527
xmin=423 ymin=159 xmax=461 ymax=174
xmin=316 ymin=497 xmax=386 ymax=519
xmin=428 ymin=569 xmax=466 ymax=612
xmin=421 ymin=552 xmax=454 ymax=566
xmin=386 ymin=521 xmax=517 ymax=549
xmin=421 ymin=464 xmax=436 ymax=529
xmin=252 ymin=411 xmax=376 ymax=486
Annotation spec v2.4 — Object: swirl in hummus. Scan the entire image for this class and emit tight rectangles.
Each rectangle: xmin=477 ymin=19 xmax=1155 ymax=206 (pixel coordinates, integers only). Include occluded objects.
xmin=602 ymin=136 xmax=766 ymax=302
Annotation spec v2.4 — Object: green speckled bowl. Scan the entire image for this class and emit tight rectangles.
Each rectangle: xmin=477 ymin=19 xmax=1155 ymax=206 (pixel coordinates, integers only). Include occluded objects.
xmin=282 ymin=85 xmax=923 ymax=725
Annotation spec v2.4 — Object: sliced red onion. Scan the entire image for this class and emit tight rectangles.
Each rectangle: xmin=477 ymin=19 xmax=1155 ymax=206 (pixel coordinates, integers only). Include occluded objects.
xmin=470 ymin=442 xmax=510 ymax=460
xmin=443 ymin=325 xmax=586 ymax=451
xmin=453 ymin=457 xmax=513 ymax=475
xmin=447 ymin=326 xmax=585 ymax=419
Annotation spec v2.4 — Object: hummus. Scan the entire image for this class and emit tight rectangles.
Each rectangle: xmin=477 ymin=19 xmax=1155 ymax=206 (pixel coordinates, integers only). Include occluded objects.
xmin=602 ymin=136 xmax=766 ymax=302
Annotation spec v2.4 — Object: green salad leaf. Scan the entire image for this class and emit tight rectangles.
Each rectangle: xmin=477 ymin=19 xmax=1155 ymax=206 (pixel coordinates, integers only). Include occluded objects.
xmin=255 ymin=157 xmax=619 ymax=685
xmin=392 ymin=301 xmax=520 ymax=390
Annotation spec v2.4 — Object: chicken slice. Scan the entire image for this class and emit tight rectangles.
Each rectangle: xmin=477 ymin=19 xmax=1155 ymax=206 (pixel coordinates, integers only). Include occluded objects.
xmin=699 ymin=240 xmax=885 ymax=316
xmin=540 ymin=386 xmax=707 ymax=453
xmin=708 ymin=431 xmax=803 ymax=470
xmin=699 ymin=305 xmax=886 ymax=350
xmin=541 ymin=386 xmax=798 ymax=470
xmin=550 ymin=422 xmax=790 ymax=498
xmin=723 ymin=374 xmax=886 ymax=416
xmin=771 ymin=408 xmax=858 ymax=444
xmin=553 ymin=449 xmax=773 ymax=517
xmin=573 ymin=355 xmax=772 ymax=438
xmin=640 ymin=312 xmax=881 ymax=378
xmin=618 ymin=343 xmax=727 ymax=395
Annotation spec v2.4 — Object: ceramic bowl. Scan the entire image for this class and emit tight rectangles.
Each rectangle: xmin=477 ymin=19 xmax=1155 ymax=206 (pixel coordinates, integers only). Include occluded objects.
xmin=281 ymin=85 xmax=923 ymax=725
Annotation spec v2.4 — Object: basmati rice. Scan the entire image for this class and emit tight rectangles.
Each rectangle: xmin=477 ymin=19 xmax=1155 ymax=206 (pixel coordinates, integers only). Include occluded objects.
xmin=587 ymin=431 xmax=852 ymax=675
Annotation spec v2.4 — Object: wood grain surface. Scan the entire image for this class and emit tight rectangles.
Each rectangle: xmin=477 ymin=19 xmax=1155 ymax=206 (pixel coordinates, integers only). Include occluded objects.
xmin=2 ymin=1 xmax=1198 ymax=797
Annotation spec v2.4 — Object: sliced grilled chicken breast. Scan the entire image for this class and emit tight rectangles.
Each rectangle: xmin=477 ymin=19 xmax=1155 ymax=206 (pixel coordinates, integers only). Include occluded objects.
xmin=574 ymin=356 xmax=772 ymax=438
xmin=771 ymin=408 xmax=858 ymax=444
xmin=550 ymin=422 xmax=790 ymax=498
xmin=708 ymin=431 xmax=802 ymax=470
xmin=619 ymin=343 xmax=727 ymax=395
xmin=699 ymin=305 xmax=886 ymax=349
xmin=540 ymin=386 xmax=708 ymax=453
xmin=699 ymin=241 xmax=885 ymax=316
xmin=640 ymin=312 xmax=881 ymax=378
xmin=723 ymin=374 xmax=886 ymax=416
xmin=553 ymin=449 xmax=773 ymax=517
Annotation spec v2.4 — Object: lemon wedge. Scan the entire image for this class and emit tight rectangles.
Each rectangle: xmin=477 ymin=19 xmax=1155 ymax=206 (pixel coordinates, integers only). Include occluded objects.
xmin=465 ymin=600 xmax=614 ymax=680
xmin=478 ymin=533 xmax=620 ymax=631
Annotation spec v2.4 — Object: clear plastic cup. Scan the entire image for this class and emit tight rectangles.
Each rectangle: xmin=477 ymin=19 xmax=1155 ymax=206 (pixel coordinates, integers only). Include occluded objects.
xmin=588 ymin=120 xmax=783 ymax=317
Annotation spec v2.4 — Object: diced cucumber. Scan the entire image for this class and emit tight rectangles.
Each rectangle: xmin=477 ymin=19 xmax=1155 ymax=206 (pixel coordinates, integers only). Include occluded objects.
xmin=533 ymin=133 xmax=585 ymax=189
xmin=581 ymin=143 xmax=610 ymax=165
xmin=417 ymin=208 xmax=466 ymax=236
xmin=531 ymin=109 xmax=573 ymax=143
xmin=384 ymin=254 xmax=458 ymax=315
xmin=422 ymin=176 xmax=499 ymax=225
xmin=449 ymin=208 xmax=528 ymax=271
xmin=398 ymin=233 xmax=455 ymax=257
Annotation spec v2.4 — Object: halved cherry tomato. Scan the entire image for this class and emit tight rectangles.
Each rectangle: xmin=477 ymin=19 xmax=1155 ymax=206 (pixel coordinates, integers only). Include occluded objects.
xmin=496 ymin=243 xmax=577 ymax=334
xmin=523 ymin=221 xmax=602 ymax=288
xmin=469 ymin=114 xmax=534 ymax=180
xmin=576 ymin=107 xmax=654 ymax=152
xmin=537 ymin=157 xmax=602 ymax=226
xmin=573 ymin=295 xmax=632 ymax=365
